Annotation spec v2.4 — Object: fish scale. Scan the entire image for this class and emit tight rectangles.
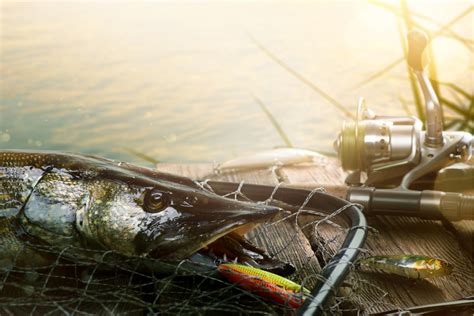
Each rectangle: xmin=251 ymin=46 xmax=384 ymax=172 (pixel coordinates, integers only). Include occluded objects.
xmin=0 ymin=158 xmax=50 ymax=268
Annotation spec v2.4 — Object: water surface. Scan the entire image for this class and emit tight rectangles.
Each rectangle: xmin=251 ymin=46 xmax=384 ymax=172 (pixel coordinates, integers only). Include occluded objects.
xmin=1 ymin=1 xmax=472 ymax=166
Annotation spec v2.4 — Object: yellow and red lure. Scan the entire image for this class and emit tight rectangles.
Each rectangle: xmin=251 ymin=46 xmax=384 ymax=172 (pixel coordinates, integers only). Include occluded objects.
xmin=217 ymin=263 xmax=310 ymax=309
xmin=359 ymin=255 xmax=453 ymax=279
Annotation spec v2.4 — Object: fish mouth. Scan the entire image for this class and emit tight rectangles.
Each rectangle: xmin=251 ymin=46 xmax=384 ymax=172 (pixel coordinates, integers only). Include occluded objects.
xmin=145 ymin=203 xmax=295 ymax=276
xmin=198 ymin=227 xmax=296 ymax=276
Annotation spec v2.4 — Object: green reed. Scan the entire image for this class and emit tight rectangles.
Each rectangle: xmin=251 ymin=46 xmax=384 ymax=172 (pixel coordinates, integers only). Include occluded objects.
xmin=253 ymin=95 xmax=293 ymax=148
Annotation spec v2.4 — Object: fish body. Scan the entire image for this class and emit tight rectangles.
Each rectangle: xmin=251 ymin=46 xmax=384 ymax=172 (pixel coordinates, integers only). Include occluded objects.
xmin=218 ymin=263 xmax=310 ymax=308
xmin=359 ymin=255 xmax=453 ymax=279
xmin=0 ymin=150 xmax=282 ymax=273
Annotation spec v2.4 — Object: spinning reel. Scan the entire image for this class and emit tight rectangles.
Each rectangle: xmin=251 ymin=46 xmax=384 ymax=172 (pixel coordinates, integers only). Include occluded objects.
xmin=334 ymin=30 xmax=473 ymax=221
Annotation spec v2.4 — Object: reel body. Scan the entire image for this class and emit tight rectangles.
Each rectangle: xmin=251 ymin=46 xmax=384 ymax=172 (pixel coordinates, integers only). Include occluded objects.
xmin=336 ymin=99 xmax=472 ymax=190
xmin=334 ymin=30 xmax=473 ymax=221
xmin=336 ymin=99 xmax=422 ymax=187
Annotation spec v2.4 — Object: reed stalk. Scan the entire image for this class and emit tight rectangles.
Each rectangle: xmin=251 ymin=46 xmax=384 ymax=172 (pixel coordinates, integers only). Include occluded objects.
xmin=248 ymin=34 xmax=355 ymax=119
xmin=253 ymin=95 xmax=293 ymax=148
xmin=397 ymin=0 xmax=425 ymax=122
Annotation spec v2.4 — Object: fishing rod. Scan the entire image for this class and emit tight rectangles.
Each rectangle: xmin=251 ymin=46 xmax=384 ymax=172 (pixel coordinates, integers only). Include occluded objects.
xmin=334 ymin=30 xmax=473 ymax=221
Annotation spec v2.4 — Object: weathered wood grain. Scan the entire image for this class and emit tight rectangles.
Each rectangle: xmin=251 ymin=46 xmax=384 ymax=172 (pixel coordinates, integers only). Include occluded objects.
xmin=277 ymin=158 xmax=346 ymax=187
xmin=274 ymin=158 xmax=345 ymax=197
xmin=278 ymin=160 xmax=473 ymax=313
xmin=156 ymin=159 xmax=473 ymax=314
xmin=450 ymin=220 xmax=474 ymax=257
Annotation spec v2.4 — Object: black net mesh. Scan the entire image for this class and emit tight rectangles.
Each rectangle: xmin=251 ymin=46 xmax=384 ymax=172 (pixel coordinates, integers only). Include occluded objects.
xmin=0 ymin=180 xmax=378 ymax=315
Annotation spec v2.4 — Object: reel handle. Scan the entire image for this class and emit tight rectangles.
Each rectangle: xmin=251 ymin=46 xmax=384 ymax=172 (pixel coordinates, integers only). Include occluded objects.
xmin=407 ymin=30 xmax=429 ymax=71
xmin=406 ymin=29 xmax=444 ymax=147
xmin=347 ymin=187 xmax=473 ymax=221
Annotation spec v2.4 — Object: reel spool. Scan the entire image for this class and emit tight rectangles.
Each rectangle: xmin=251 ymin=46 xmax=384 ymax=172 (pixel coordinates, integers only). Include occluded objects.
xmin=335 ymin=98 xmax=420 ymax=176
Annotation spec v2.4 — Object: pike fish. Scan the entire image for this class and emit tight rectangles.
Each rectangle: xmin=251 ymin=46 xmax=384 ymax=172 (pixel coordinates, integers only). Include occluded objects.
xmin=0 ymin=150 xmax=290 ymax=275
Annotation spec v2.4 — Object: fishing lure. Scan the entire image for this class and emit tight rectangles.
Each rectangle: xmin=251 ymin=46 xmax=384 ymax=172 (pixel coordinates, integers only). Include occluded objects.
xmin=358 ymin=255 xmax=453 ymax=279
xmin=217 ymin=148 xmax=327 ymax=172
xmin=218 ymin=263 xmax=310 ymax=308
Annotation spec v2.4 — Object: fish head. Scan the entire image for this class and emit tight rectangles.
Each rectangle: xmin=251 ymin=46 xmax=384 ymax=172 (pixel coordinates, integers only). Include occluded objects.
xmin=6 ymin=150 xmax=285 ymax=271
xmin=79 ymin=173 xmax=280 ymax=261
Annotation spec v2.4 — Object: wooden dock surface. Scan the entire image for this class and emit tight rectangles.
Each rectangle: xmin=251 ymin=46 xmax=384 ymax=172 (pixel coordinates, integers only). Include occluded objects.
xmin=156 ymin=157 xmax=473 ymax=314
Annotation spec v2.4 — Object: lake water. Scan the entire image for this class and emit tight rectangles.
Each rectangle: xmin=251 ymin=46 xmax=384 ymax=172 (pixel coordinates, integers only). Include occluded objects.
xmin=1 ymin=1 xmax=472 ymax=166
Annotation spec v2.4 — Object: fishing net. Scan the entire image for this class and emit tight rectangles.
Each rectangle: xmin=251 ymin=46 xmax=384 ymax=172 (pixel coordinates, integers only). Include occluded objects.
xmin=0 ymin=180 xmax=379 ymax=315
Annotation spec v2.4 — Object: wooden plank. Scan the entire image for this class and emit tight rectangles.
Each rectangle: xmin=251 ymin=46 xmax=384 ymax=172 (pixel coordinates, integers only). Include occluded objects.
xmin=156 ymin=159 xmax=474 ymax=313
xmin=247 ymin=221 xmax=323 ymax=289
xmin=277 ymin=157 xmax=346 ymax=187
xmin=450 ymin=221 xmax=473 ymax=257
xmin=278 ymin=159 xmax=474 ymax=313
xmin=305 ymin=214 xmax=473 ymax=313
xmin=275 ymin=157 xmax=348 ymax=199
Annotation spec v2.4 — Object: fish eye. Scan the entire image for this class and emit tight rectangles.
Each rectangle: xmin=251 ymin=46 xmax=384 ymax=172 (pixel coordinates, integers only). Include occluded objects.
xmin=143 ymin=189 xmax=167 ymax=213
